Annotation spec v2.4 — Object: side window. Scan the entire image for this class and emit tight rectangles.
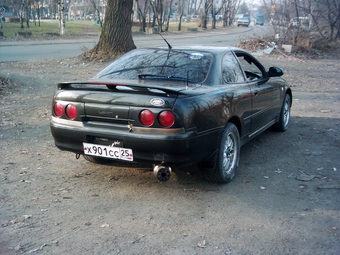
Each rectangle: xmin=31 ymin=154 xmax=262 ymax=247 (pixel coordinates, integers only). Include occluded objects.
xmin=222 ymin=52 xmax=245 ymax=83
xmin=237 ymin=54 xmax=264 ymax=81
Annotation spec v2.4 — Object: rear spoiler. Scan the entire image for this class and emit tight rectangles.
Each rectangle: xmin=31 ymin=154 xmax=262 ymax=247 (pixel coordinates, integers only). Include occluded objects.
xmin=58 ymin=79 xmax=128 ymax=90
xmin=57 ymin=78 xmax=205 ymax=96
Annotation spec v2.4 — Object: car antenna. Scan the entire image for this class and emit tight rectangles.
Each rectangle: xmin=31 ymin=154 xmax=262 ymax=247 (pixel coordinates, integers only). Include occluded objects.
xmin=156 ymin=28 xmax=172 ymax=50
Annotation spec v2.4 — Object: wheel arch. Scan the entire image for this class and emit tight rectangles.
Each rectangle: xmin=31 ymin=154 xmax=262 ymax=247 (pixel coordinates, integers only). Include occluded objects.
xmin=286 ymin=88 xmax=293 ymax=106
xmin=198 ymin=116 xmax=241 ymax=171
xmin=227 ymin=116 xmax=242 ymax=136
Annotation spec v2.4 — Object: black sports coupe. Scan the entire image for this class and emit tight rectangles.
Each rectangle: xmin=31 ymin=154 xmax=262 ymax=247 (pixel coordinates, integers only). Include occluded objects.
xmin=50 ymin=46 xmax=292 ymax=183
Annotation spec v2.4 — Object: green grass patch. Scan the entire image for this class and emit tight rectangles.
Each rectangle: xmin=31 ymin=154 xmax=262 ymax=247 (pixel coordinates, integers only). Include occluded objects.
xmin=0 ymin=20 xmax=101 ymax=37
xmin=0 ymin=19 xmax=223 ymax=38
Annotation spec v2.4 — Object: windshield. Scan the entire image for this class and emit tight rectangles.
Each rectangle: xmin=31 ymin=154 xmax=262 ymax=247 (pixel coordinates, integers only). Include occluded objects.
xmin=96 ymin=49 xmax=213 ymax=83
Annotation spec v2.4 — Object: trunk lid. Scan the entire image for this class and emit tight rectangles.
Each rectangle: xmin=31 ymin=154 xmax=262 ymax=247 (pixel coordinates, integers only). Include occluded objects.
xmin=54 ymin=78 xmax=206 ymax=124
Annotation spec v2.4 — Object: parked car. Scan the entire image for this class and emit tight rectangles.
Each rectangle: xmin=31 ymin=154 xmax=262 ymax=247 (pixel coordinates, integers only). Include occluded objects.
xmin=50 ymin=46 xmax=292 ymax=183
xmin=290 ymin=17 xmax=300 ymax=27
xmin=289 ymin=17 xmax=309 ymax=29
xmin=254 ymin=13 xmax=264 ymax=25
xmin=237 ymin=17 xmax=250 ymax=27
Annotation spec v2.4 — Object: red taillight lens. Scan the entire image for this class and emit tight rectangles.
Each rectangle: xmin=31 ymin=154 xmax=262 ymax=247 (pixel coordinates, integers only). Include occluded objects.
xmin=158 ymin=111 xmax=175 ymax=127
xmin=65 ymin=104 xmax=77 ymax=120
xmin=53 ymin=102 xmax=63 ymax=117
xmin=139 ymin=109 xmax=154 ymax=126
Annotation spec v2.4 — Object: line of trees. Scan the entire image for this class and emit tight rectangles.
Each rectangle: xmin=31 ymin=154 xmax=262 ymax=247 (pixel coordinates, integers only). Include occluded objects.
xmin=2 ymin=0 xmax=339 ymax=41
xmin=262 ymin=0 xmax=340 ymax=41
xmin=87 ymin=0 xmax=338 ymax=60
xmin=2 ymin=0 xmax=338 ymax=58
xmin=84 ymin=0 xmax=244 ymax=60
xmin=131 ymin=0 xmax=339 ymax=43
xmin=134 ymin=0 xmax=242 ymax=32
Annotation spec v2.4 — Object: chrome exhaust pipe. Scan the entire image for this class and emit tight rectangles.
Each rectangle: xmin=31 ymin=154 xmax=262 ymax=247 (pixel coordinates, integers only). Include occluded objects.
xmin=153 ymin=163 xmax=172 ymax=182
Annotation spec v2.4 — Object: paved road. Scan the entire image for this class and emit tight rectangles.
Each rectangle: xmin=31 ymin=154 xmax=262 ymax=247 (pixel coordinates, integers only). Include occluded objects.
xmin=0 ymin=24 xmax=272 ymax=62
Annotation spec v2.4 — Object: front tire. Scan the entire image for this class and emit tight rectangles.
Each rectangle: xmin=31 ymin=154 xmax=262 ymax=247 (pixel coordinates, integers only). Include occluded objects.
xmin=203 ymin=123 xmax=240 ymax=183
xmin=273 ymin=93 xmax=291 ymax=132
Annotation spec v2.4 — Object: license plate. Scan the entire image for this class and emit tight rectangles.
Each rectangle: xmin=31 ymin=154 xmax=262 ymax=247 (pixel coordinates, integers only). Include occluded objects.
xmin=83 ymin=143 xmax=133 ymax=161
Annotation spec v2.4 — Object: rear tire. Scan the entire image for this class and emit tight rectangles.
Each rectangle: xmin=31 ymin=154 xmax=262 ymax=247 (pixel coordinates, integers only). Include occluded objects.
xmin=273 ymin=93 xmax=291 ymax=132
xmin=203 ymin=123 xmax=240 ymax=183
xmin=83 ymin=155 xmax=111 ymax=164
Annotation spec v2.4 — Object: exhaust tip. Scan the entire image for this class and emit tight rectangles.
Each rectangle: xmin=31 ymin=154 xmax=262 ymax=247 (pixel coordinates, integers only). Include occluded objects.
xmin=153 ymin=164 xmax=172 ymax=182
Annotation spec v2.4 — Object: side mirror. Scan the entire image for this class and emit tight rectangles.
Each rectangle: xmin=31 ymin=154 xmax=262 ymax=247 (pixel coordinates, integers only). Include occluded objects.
xmin=268 ymin=66 xmax=284 ymax=77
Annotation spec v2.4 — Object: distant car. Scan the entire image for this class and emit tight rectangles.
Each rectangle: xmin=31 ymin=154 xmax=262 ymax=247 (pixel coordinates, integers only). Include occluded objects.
xmin=215 ymin=14 xmax=223 ymax=21
xmin=254 ymin=14 xmax=264 ymax=25
xmin=237 ymin=17 xmax=250 ymax=27
xmin=191 ymin=15 xmax=200 ymax=21
xmin=289 ymin=17 xmax=309 ymax=29
xmin=290 ymin=18 xmax=299 ymax=27
xmin=85 ymin=14 xmax=93 ymax=20
xmin=50 ymin=46 xmax=292 ymax=183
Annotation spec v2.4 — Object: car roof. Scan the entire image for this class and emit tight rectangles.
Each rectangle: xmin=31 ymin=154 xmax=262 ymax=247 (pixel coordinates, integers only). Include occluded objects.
xmin=147 ymin=46 xmax=244 ymax=54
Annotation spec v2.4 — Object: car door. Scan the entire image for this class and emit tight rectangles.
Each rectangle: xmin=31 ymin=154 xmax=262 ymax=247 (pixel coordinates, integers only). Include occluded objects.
xmin=236 ymin=53 xmax=281 ymax=135
xmin=221 ymin=52 xmax=252 ymax=138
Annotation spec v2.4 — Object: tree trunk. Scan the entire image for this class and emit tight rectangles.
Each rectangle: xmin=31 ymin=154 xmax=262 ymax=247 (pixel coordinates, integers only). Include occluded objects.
xmin=153 ymin=0 xmax=164 ymax=32
xmin=202 ymin=0 xmax=212 ymax=30
xmin=178 ymin=14 xmax=183 ymax=31
xmin=211 ymin=0 xmax=216 ymax=29
xmin=25 ymin=6 xmax=29 ymax=28
xmin=86 ymin=0 xmax=136 ymax=60
xmin=20 ymin=10 xmax=24 ymax=29
xmin=58 ymin=1 xmax=65 ymax=35
xmin=164 ymin=0 xmax=173 ymax=32
xmin=178 ymin=0 xmax=184 ymax=31
xmin=136 ymin=1 xmax=143 ymax=32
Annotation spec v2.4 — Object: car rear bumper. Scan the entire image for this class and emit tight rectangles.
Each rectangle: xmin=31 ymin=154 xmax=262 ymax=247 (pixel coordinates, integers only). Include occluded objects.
xmin=238 ymin=22 xmax=249 ymax=26
xmin=50 ymin=118 xmax=221 ymax=165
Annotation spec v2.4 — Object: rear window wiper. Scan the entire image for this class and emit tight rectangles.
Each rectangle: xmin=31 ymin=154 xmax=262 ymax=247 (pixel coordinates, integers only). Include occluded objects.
xmin=138 ymin=74 xmax=197 ymax=82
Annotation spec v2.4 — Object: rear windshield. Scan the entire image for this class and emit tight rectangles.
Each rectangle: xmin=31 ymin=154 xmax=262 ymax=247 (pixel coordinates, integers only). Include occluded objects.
xmin=96 ymin=49 xmax=213 ymax=83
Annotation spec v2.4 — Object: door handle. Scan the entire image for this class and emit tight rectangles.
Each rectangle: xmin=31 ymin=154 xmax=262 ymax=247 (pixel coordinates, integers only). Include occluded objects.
xmin=253 ymin=91 xmax=259 ymax=96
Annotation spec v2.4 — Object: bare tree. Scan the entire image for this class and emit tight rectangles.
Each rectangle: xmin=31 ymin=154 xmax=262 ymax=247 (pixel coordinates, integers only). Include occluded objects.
xmin=201 ymin=0 xmax=213 ymax=29
xmin=313 ymin=0 xmax=340 ymax=40
xmin=19 ymin=0 xmax=25 ymax=28
xmin=196 ymin=0 xmax=203 ymax=14
xmin=264 ymin=0 xmax=290 ymax=40
xmin=84 ymin=0 xmax=136 ymax=60
xmin=177 ymin=0 xmax=185 ymax=31
xmin=164 ymin=0 xmax=173 ymax=32
xmin=222 ymin=0 xmax=235 ymax=27
xmin=90 ymin=0 xmax=103 ymax=26
xmin=262 ymin=0 xmax=339 ymax=47
xmin=136 ymin=0 xmax=151 ymax=32
xmin=150 ymin=0 xmax=164 ymax=31
xmin=19 ymin=0 xmax=30 ymax=28
xmin=57 ymin=0 xmax=65 ymax=34
xmin=211 ymin=0 xmax=225 ymax=29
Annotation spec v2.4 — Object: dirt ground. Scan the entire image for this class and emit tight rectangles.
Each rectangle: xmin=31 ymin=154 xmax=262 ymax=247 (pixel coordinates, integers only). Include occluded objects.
xmin=0 ymin=50 xmax=339 ymax=255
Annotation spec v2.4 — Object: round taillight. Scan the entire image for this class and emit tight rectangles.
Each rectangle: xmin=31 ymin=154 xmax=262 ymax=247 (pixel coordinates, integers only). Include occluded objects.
xmin=65 ymin=104 xmax=77 ymax=120
xmin=139 ymin=109 xmax=154 ymax=126
xmin=158 ymin=111 xmax=175 ymax=127
xmin=53 ymin=102 xmax=63 ymax=117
